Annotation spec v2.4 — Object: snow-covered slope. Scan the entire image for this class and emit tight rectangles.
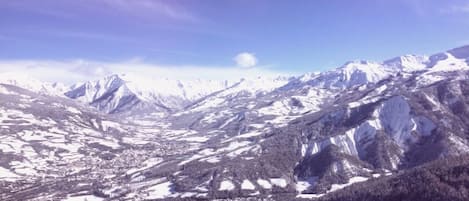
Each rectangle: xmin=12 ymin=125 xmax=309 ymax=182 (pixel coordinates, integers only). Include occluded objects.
xmin=65 ymin=74 xmax=233 ymax=114
xmin=65 ymin=74 xmax=290 ymax=115
xmin=285 ymin=45 xmax=469 ymax=91
xmin=284 ymin=60 xmax=393 ymax=90
xmin=0 ymin=72 xmax=68 ymax=96
xmin=428 ymin=52 xmax=469 ymax=72
xmin=383 ymin=55 xmax=429 ymax=72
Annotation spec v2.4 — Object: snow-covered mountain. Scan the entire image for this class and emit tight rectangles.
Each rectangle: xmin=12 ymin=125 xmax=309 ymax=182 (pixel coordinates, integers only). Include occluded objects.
xmin=285 ymin=45 xmax=469 ymax=91
xmin=383 ymin=54 xmax=429 ymax=72
xmin=0 ymin=72 xmax=69 ymax=96
xmin=2 ymin=45 xmax=469 ymax=201
xmin=64 ymin=73 xmax=290 ymax=116
xmin=64 ymin=73 xmax=234 ymax=114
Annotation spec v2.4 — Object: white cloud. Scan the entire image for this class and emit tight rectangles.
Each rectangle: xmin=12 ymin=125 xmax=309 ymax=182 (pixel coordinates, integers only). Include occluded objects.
xmin=0 ymin=59 xmax=297 ymax=85
xmin=234 ymin=52 xmax=258 ymax=68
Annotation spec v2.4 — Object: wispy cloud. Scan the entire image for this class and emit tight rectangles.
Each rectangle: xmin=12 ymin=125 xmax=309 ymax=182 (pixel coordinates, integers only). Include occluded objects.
xmin=147 ymin=48 xmax=200 ymax=57
xmin=0 ymin=59 xmax=297 ymax=85
xmin=442 ymin=3 xmax=469 ymax=14
xmin=1 ymin=0 xmax=202 ymax=23
xmin=99 ymin=0 xmax=202 ymax=23
xmin=392 ymin=0 xmax=469 ymax=16
xmin=37 ymin=29 xmax=136 ymax=42
xmin=0 ymin=1 xmax=79 ymax=19
xmin=388 ymin=0 xmax=429 ymax=16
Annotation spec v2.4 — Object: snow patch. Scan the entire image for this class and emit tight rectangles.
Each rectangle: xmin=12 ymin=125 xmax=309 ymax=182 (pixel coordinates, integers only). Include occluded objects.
xmin=241 ymin=180 xmax=256 ymax=190
xmin=66 ymin=106 xmax=81 ymax=114
xmin=270 ymin=178 xmax=288 ymax=188
xmin=257 ymin=179 xmax=272 ymax=189
xmin=145 ymin=181 xmax=175 ymax=199
xmin=219 ymin=180 xmax=235 ymax=191
xmin=63 ymin=195 xmax=104 ymax=201
xmin=329 ymin=176 xmax=368 ymax=192
xmin=0 ymin=167 xmax=20 ymax=181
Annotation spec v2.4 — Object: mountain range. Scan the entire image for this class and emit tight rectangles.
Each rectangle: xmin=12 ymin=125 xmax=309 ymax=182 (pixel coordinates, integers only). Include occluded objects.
xmin=1 ymin=45 xmax=469 ymax=201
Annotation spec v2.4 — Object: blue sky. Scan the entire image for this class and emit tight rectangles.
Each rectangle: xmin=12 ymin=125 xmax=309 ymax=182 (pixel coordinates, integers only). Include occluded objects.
xmin=1 ymin=0 xmax=469 ymax=82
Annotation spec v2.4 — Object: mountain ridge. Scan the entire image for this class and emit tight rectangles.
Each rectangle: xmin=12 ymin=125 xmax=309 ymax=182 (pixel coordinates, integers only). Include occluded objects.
xmin=1 ymin=45 xmax=469 ymax=200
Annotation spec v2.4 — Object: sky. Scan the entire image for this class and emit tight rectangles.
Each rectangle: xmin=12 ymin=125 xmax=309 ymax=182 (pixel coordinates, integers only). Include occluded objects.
xmin=1 ymin=0 xmax=469 ymax=83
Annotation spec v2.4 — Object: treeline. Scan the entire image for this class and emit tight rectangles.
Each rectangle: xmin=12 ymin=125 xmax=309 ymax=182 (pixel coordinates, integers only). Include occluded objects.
xmin=318 ymin=155 xmax=469 ymax=201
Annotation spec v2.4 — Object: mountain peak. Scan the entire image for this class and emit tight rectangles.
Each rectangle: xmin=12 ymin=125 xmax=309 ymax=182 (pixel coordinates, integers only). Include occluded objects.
xmin=448 ymin=45 xmax=469 ymax=59
xmin=65 ymin=74 xmax=236 ymax=114
xmin=383 ymin=54 xmax=429 ymax=72
xmin=0 ymin=72 xmax=68 ymax=95
xmin=341 ymin=60 xmax=377 ymax=69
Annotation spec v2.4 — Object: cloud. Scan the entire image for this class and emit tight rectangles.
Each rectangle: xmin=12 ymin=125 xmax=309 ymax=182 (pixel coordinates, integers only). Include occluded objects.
xmin=443 ymin=3 xmax=469 ymax=13
xmin=100 ymin=0 xmax=201 ymax=23
xmin=0 ymin=1 xmax=77 ymax=19
xmin=391 ymin=0 xmax=469 ymax=16
xmin=34 ymin=29 xmax=137 ymax=43
xmin=234 ymin=52 xmax=258 ymax=68
xmin=1 ymin=0 xmax=201 ymax=23
xmin=400 ymin=0 xmax=427 ymax=16
xmin=0 ymin=59 xmax=297 ymax=85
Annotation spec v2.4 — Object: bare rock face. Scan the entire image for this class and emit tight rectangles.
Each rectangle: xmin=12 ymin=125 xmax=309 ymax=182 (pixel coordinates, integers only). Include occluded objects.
xmin=2 ymin=46 xmax=469 ymax=200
